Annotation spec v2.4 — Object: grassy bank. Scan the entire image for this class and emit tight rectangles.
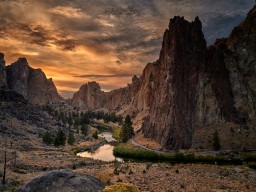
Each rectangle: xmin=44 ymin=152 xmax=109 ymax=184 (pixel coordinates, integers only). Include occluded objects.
xmin=113 ymin=144 xmax=256 ymax=165
xmin=112 ymin=126 xmax=121 ymax=141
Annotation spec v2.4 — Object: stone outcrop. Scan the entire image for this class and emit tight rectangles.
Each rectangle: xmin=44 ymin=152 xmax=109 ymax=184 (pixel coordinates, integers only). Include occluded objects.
xmin=0 ymin=53 xmax=7 ymax=89
xmin=142 ymin=16 xmax=207 ymax=149
xmin=72 ymin=6 xmax=256 ymax=150
xmin=6 ymin=58 xmax=62 ymax=104
xmin=18 ymin=170 xmax=105 ymax=192
xmin=72 ymin=82 xmax=104 ymax=110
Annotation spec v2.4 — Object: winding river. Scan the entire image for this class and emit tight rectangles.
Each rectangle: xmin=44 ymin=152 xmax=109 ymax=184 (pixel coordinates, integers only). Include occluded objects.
xmin=77 ymin=132 xmax=123 ymax=162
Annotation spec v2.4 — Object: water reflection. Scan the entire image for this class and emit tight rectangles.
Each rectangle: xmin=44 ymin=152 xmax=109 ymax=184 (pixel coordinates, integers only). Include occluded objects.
xmin=77 ymin=144 xmax=123 ymax=162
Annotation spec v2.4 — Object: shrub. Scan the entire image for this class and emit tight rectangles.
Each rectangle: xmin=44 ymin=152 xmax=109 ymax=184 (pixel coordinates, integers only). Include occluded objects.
xmin=174 ymin=153 xmax=185 ymax=162
xmin=213 ymin=131 xmax=221 ymax=151
xmin=42 ymin=132 xmax=54 ymax=145
xmin=96 ymin=173 xmax=111 ymax=184
xmin=103 ymin=183 xmax=139 ymax=192
xmin=112 ymin=127 xmax=121 ymax=140
xmin=92 ymin=130 xmax=99 ymax=139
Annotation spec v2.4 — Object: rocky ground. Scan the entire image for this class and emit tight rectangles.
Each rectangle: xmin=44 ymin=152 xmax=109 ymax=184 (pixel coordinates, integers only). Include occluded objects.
xmin=2 ymin=146 xmax=256 ymax=192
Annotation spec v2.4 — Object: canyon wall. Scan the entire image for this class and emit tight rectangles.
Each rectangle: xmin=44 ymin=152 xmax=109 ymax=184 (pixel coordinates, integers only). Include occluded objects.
xmin=4 ymin=57 xmax=62 ymax=104
xmin=72 ymin=6 xmax=256 ymax=150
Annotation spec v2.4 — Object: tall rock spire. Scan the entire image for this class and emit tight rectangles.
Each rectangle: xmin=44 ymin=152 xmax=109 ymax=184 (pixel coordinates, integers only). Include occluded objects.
xmin=142 ymin=16 xmax=207 ymax=149
xmin=0 ymin=53 xmax=7 ymax=89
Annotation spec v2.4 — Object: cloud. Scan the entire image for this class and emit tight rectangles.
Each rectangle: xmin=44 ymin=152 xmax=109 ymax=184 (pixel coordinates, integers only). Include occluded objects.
xmin=202 ymin=14 xmax=245 ymax=45
xmin=75 ymin=74 xmax=139 ymax=79
xmin=0 ymin=0 xmax=254 ymax=98
xmin=48 ymin=6 xmax=86 ymax=18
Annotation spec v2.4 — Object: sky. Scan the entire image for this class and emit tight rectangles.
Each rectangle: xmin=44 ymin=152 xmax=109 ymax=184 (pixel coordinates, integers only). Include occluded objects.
xmin=0 ymin=0 xmax=254 ymax=98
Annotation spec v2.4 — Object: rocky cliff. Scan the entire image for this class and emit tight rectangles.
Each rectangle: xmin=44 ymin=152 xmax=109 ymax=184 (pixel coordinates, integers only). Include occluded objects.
xmin=0 ymin=53 xmax=7 ymax=89
xmin=5 ymin=57 xmax=62 ymax=104
xmin=142 ymin=16 xmax=207 ymax=149
xmin=72 ymin=81 xmax=104 ymax=110
xmin=72 ymin=6 xmax=256 ymax=150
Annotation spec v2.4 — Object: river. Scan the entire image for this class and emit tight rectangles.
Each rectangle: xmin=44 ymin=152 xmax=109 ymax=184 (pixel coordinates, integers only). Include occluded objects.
xmin=77 ymin=132 xmax=123 ymax=162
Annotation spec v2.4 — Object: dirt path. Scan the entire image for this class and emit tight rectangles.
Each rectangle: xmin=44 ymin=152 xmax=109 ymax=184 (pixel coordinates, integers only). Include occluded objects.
xmin=130 ymin=137 xmax=165 ymax=154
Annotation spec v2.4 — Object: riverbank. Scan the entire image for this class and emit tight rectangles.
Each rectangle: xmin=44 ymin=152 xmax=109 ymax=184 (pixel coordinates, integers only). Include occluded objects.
xmin=114 ymin=143 xmax=256 ymax=167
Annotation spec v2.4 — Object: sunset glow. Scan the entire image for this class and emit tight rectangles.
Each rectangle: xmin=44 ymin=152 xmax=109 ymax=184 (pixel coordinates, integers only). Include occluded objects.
xmin=0 ymin=0 xmax=253 ymax=98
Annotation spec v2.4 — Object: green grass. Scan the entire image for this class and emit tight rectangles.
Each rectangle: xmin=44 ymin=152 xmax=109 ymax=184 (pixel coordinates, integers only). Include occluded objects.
xmin=113 ymin=144 xmax=244 ymax=165
xmin=112 ymin=126 xmax=121 ymax=141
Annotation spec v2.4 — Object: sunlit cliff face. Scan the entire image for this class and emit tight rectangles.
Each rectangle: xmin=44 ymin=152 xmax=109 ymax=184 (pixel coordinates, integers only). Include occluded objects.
xmin=0 ymin=0 xmax=254 ymax=98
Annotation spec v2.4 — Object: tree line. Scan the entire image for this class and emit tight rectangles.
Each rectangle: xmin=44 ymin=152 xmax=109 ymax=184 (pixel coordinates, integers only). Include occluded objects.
xmin=42 ymin=105 xmax=123 ymax=128
xmin=42 ymin=129 xmax=75 ymax=146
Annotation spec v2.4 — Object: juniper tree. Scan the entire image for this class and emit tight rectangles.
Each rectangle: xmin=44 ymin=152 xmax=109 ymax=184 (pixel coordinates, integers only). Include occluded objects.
xmin=119 ymin=115 xmax=134 ymax=143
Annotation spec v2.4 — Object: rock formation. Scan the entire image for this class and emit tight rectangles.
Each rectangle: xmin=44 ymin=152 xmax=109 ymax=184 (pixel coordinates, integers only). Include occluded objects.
xmin=72 ymin=81 xmax=104 ymax=110
xmin=18 ymin=170 xmax=105 ymax=192
xmin=142 ymin=16 xmax=207 ymax=149
xmin=145 ymin=6 xmax=256 ymax=149
xmin=0 ymin=53 xmax=7 ymax=89
xmin=6 ymin=58 xmax=62 ymax=104
xmin=71 ymin=6 xmax=256 ymax=150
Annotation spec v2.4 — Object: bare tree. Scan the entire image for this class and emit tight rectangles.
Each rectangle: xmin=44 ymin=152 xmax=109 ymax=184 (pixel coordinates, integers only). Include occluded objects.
xmin=12 ymin=151 xmax=17 ymax=171
xmin=2 ymin=134 xmax=7 ymax=185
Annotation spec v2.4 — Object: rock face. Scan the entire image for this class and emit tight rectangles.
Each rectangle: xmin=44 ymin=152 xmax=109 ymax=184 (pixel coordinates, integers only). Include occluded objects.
xmin=72 ymin=6 xmax=256 ymax=150
xmin=0 ymin=53 xmax=7 ymax=89
xmin=18 ymin=170 xmax=105 ymax=192
xmin=144 ymin=6 xmax=256 ymax=149
xmin=142 ymin=16 xmax=206 ymax=149
xmin=72 ymin=82 xmax=104 ymax=110
xmin=6 ymin=58 xmax=62 ymax=104
xmin=72 ymin=77 xmax=142 ymax=115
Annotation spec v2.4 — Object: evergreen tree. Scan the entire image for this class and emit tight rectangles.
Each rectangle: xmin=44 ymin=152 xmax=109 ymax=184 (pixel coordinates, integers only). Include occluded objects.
xmin=67 ymin=132 xmax=75 ymax=145
xmin=81 ymin=124 xmax=88 ymax=136
xmin=213 ymin=131 xmax=221 ymax=151
xmin=119 ymin=115 xmax=134 ymax=143
xmin=54 ymin=129 xmax=66 ymax=146
xmin=42 ymin=132 xmax=53 ymax=145
xmin=74 ymin=117 xmax=80 ymax=128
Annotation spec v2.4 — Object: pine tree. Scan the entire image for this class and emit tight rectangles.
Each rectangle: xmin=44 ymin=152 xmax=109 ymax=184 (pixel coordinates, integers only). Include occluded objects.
xmin=119 ymin=115 xmax=134 ymax=143
xmin=67 ymin=132 xmax=75 ymax=145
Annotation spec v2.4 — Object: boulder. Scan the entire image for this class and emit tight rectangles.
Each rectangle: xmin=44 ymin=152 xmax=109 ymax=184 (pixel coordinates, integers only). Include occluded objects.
xmin=18 ymin=170 xmax=105 ymax=192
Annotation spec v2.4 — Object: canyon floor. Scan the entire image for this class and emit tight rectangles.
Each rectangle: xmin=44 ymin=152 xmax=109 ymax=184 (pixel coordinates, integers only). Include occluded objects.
xmin=0 ymin=102 xmax=256 ymax=192
xmin=1 ymin=135 xmax=256 ymax=192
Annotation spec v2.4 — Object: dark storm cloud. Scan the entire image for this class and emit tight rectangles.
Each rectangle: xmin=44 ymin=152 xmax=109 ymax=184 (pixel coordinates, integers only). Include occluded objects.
xmin=0 ymin=19 xmax=77 ymax=50
xmin=203 ymin=14 xmax=245 ymax=45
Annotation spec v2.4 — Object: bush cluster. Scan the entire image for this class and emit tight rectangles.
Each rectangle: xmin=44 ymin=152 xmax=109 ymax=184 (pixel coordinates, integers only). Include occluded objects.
xmin=113 ymin=144 xmax=243 ymax=165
